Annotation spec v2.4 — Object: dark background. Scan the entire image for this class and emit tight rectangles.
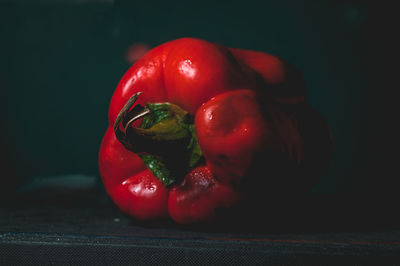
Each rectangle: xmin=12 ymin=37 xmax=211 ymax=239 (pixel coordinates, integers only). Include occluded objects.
xmin=0 ymin=0 xmax=397 ymax=200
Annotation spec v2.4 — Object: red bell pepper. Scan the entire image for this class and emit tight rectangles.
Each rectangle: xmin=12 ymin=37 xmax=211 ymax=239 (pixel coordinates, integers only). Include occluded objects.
xmin=99 ymin=38 xmax=332 ymax=224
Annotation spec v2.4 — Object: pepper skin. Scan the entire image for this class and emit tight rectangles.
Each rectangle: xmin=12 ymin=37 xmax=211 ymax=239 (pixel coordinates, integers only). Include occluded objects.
xmin=99 ymin=37 xmax=332 ymax=224
xmin=99 ymin=128 xmax=169 ymax=220
xmin=168 ymin=166 xmax=241 ymax=224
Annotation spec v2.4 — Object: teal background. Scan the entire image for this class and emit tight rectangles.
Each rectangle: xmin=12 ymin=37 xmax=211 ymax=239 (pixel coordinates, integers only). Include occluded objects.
xmin=0 ymin=0 xmax=395 ymax=195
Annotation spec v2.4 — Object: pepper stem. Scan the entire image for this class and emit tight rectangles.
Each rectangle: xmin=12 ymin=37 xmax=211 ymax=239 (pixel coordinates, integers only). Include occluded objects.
xmin=113 ymin=92 xmax=203 ymax=187
xmin=114 ymin=92 xmax=151 ymax=150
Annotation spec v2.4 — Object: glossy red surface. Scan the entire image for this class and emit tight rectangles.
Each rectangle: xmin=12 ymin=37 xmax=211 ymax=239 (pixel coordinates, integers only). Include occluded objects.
xmin=99 ymin=37 xmax=329 ymax=223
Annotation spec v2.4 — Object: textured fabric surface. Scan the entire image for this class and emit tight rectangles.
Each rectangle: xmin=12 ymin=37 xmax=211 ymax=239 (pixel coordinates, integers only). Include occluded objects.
xmin=1 ymin=185 xmax=400 ymax=265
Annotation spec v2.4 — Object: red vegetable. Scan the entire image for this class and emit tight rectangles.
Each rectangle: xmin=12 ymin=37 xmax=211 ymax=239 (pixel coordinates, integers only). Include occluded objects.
xmin=99 ymin=38 xmax=332 ymax=224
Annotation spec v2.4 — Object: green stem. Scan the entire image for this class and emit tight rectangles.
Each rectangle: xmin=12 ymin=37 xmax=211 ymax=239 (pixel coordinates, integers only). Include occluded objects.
xmin=114 ymin=92 xmax=203 ymax=187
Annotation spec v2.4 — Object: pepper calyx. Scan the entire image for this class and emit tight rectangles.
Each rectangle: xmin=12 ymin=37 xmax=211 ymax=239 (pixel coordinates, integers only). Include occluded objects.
xmin=114 ymin=92 xmax=203 ymax=187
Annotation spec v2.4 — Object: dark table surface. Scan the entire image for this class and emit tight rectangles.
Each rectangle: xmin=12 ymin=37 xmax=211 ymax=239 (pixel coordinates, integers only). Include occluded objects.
xmin=1 ymin=179 xmax=400 ymax=265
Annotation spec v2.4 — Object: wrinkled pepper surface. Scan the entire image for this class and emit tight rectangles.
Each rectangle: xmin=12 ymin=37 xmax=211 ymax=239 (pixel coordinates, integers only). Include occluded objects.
xmin=99 ymin=38 xmax=332 ymax=224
